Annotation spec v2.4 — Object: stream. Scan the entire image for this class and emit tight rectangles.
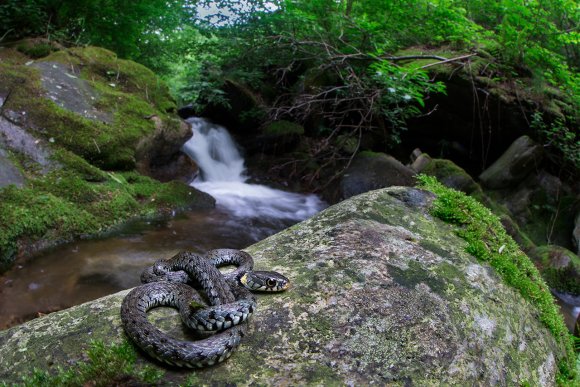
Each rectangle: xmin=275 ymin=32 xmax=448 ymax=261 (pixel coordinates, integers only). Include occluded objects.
xmin=0 ymin=118 xmax=326 ymax=329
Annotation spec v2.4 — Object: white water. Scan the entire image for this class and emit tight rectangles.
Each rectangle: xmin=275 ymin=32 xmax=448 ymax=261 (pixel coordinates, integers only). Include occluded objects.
xmin=182 ymin=117 xmax=326 ymax=222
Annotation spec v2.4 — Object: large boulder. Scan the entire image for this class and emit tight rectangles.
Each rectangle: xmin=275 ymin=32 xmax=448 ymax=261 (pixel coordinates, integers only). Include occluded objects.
xmin=340 ymin=152 xmax=416 ymax=199
xmin=0 ymin=46 xmax=193 ymax=175
xmin=479 ymin=135 xmax=543 ymax=189
xmin=0 ymin=187 xmax=566 ymax=385
xmin=0 ymin=45 xmax=211 ymax=272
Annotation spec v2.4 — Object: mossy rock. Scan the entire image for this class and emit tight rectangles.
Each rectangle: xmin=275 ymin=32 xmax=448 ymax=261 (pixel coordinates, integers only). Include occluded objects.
xmin=0 ymin=187 xmax=570 ymax=385
xmin=535 ymin=245 xmax=580 ymax=295
xmin=1 ymin=46 xmax=188 ymax=172
xmin=263 ymin=120 xmax=304 ymax=136
xmin=422 ymin=157 xmax=482 ymax=195
xmin=0 ymin=45 xmax=210 ymax=272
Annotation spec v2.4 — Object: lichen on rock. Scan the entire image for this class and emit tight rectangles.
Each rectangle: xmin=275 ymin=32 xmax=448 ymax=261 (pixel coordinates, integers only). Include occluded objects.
xmin=0 ymin=187 xmax=569 ymax=385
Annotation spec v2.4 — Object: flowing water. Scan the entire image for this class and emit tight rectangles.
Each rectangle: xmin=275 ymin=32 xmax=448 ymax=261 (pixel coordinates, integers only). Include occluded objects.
xmin=0 ymin=118 xmax=326 ymax=329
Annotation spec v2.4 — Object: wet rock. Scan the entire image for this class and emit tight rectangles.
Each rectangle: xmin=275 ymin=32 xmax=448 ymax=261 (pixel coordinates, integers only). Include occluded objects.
xmin=340 ymin=152 xmax=416 ymax=199
xmin=410 ymin=153 xmax=432 ymax=173
xmin=177 ymin=103 xmax=196 ymax=119
xmin=479 ymin=135 xmax=543 ymax=189
xmin=0 ymin=187 xmax=566 ymax=385
xmin=0 ymin=90 xmax=8 ymax=109
xmin=135 ymin=116 xmax=194 ymax=181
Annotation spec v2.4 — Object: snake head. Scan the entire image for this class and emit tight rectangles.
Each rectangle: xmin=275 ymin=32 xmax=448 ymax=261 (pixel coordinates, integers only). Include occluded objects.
xmin=240 ymin=271 xmax=290 ymax=292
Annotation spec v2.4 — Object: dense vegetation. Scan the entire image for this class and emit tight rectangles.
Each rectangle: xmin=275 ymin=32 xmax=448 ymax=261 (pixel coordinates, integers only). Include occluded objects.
xmin=1 ymin=0 xmax=578 ymax=170
xmin=1 ymin=0 xmax=579 ymax=383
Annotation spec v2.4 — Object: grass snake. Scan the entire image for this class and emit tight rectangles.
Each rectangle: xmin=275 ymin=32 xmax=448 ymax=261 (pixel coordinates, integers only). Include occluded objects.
xmin=120 ymin=249 xmax=289 ymax=368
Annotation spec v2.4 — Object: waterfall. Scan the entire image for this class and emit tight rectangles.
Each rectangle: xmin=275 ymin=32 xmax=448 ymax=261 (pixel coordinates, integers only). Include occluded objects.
xmin=182 ymin=117 xmax=326 ymax=222
xmin=182 ymin=118 xmax=246 ymax=182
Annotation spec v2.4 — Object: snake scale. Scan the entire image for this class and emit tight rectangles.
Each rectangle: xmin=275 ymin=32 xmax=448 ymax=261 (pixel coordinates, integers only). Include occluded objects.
xmin=121 ymin=249 xmax=289 ymax=368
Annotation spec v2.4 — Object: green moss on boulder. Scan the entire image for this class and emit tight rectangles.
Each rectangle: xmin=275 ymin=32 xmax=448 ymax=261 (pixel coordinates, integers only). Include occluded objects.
xmin=535 ymin=245 xmax=580 ymax=295
xmin=422 ymin=157 xmax=482 ymax=195
xmin=0 ymin=186 xmax=572 ymax=385
xmin=263 ymin=120 xmax=304 ymax=136
xmin=0 ymin=45 xmax=211 ymax=272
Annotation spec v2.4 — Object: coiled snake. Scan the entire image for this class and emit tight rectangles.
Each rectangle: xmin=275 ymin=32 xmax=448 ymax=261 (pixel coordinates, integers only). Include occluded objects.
xmin=120 ymin=249 xmax=289 ymax=368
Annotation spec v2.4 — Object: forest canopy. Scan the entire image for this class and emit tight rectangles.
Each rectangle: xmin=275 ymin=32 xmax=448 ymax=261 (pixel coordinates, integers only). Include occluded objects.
xmin=1 ymin=0 xmax=578 ymax=166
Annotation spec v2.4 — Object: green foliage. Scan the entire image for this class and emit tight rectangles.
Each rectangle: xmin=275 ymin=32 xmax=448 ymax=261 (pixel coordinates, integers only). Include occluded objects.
xmin=417 ymin=174 xmax=577 ymax=384
xmin=531 ymin=112 xmax=580 ymax=170
xmin=0 ymin=0 xmax=195 ymax=59
xmin=0 ymin=0 xmax=49 ymax=40
xmin=264 ymin=120 xmax=304 ymax=135
xmin=2 ymin=0 xmax=577 ymax=140
xmin=1 ymin=340 xmax=163 ymax=387
xmin=371 ymin=62 xmax=446 ymax=144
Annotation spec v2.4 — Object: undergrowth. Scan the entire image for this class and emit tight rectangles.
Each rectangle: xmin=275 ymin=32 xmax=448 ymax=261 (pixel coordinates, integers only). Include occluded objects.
xmin=1 ymin=340 xmax=164 ymax=387
xmin=418 ymin=174 xmax=577 ymax=385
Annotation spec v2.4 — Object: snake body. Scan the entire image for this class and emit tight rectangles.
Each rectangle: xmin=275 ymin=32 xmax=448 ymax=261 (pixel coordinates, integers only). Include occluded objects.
xmin=121 ymin=250 xmax=288 ymax=368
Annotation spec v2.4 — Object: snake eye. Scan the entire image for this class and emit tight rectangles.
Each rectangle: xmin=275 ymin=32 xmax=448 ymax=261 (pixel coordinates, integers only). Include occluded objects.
xmin=266 ymin=278 xmax=277 ymax=288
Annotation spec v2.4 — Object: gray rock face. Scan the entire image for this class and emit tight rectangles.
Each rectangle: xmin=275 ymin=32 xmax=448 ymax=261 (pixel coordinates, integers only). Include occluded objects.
xmin=340 ymin=152 xmax=416 ymax=199
xmin=32 ymin=61 xmax=112 ymax=123
xmin=0 ymin=116 xmax=56 ymax=175
xmin=0 ymin=147 xmax=24 ymax=188
xmin=479 ymin=135 xmax=543 ymax=189
xmin=0 ymin=187 xmax=564 ymax=385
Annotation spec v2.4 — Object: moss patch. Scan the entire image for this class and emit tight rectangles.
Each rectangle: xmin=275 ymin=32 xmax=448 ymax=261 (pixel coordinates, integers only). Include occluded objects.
xmin=0 ymin=45 xmax=209 ymax=272
xmin=418 ymin=174 xmax=577 ymax=384
xmin=536 ymin=245 xmax=580 ymax=295
xmin=0 ymin=168 xmax=208 ymax=271
xmin=0 ymin=339 xmax=163 ymax=387
xmin=358 ymin=150 xmax=383 ymax=158
xmin=422 ymin=158 xmax=482 ymax=195
xmin=263 ymin=120 xmax=304 ymax=136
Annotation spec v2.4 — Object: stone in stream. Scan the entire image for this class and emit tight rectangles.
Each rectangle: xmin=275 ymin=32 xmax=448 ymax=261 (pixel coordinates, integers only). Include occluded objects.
xmin=0 ymin=187 xmax=566 ymax=385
